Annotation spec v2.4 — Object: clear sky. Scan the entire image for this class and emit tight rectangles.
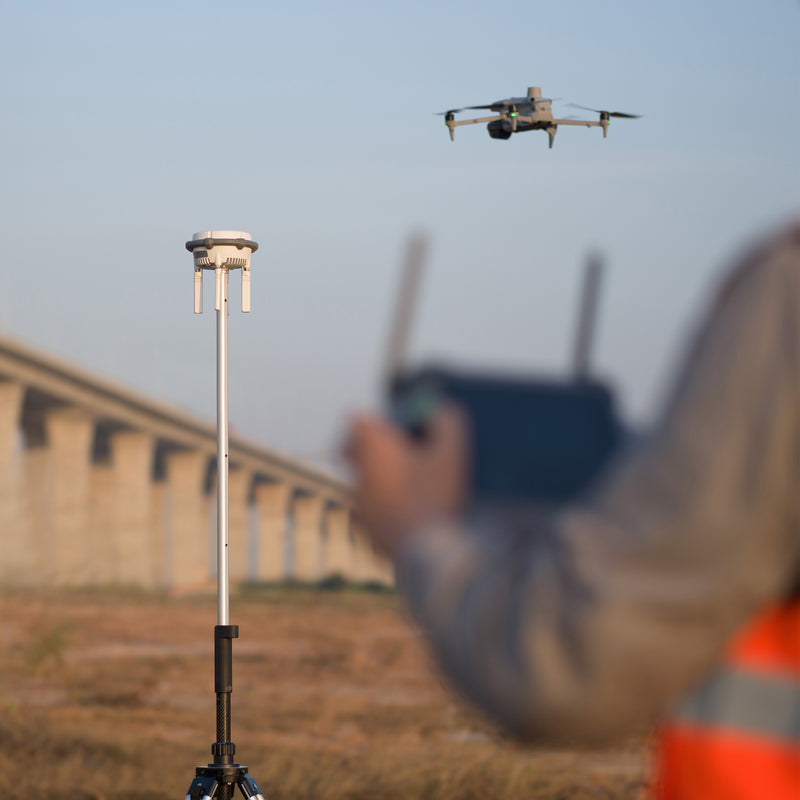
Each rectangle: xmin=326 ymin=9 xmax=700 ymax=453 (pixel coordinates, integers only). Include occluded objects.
xmin=3 ymin=1 xmax=799 ymax=469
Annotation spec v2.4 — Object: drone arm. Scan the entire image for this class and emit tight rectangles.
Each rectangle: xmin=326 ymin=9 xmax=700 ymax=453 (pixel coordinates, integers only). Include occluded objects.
xmin=445 ymin=113 xmax=506 ymax=140
xmin=451 ymin=114 xmax=505 ymax=127
xmin=552 ymin=119 xmax=609 ymax=138
xmin=551 ymin=118 xmax=602 ymax=128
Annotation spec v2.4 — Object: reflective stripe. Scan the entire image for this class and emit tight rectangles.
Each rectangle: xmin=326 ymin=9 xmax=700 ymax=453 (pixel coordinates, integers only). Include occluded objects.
xmin=656 ymin=726 xmax=800 ymax=800
xmin=726 ymin=601 xmax=800 ymax=675
xmin=673 ymin=666 xmax=800 ymax=743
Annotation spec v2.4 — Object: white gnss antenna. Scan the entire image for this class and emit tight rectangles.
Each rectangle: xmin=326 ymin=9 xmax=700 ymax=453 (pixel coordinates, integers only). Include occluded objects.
xmin=189 ymin=230 xmax=257 ymax=315
xmin=183 ymin=231 xmax=265 ymax=800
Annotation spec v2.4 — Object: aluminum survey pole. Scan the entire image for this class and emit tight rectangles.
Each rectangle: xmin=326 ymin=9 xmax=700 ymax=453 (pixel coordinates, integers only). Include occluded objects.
xmin=186 ymin=231 xmax=258 ymax=624
xmin=216 ymin=262 xmax=230 ymax=627
xmin=184 ymin=231 xmax=263 ymax=800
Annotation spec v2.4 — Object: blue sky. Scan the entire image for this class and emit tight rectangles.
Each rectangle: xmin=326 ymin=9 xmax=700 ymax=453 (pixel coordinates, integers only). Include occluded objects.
xmin=3 ymin=1 xmax=799 ymax=466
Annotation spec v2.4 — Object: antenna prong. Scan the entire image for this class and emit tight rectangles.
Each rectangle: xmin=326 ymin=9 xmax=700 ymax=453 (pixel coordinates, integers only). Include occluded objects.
xmin=214 ymin=267 xmax=222 ymax=311
xmin=194 ymin=267 xmax=203 ymax=314
xmin=242 ymin=265 xmax=251 ymax=313
xmin=384 ymin=232 xmax=429 ymax=388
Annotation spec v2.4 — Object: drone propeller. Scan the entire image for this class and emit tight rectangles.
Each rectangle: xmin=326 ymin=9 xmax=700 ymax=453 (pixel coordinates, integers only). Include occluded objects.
xmin=435 ymin=104 xmax=502 ymax=115
xmin=568 ymin=103 xmax=640 ymax=119
xmin=436 ymin=96 xmax=556 ymax=117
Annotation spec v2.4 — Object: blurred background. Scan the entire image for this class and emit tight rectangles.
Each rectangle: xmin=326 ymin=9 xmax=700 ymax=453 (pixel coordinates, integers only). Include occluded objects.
xmin=3 ymin=0 xmax=798 ymax=471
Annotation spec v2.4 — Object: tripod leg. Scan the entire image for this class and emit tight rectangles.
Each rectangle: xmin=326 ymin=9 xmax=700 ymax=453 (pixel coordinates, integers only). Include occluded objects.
xmin=185 ymin=774 xmax=220 ymax=799
xmin=239 ymin=773 xmax=266 ymax=800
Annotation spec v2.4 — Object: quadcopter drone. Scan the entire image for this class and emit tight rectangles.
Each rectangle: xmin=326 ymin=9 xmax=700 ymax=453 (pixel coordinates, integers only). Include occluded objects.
xmin=438 ymin=86 xmax=640 ymax=148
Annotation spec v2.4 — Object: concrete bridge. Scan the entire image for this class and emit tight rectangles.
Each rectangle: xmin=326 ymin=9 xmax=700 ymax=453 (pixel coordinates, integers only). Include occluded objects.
xmin=0 ymin=336 xmax=390 ymax=590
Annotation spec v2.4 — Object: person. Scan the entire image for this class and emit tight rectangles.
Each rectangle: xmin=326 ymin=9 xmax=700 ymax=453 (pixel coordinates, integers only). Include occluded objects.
xmin=345 ymin=222 xmax=800 ymax=799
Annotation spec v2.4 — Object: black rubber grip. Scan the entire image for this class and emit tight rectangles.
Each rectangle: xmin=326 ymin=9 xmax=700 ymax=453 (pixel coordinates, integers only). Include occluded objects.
xmin=214 ymin=625 xmax=239 ymax=694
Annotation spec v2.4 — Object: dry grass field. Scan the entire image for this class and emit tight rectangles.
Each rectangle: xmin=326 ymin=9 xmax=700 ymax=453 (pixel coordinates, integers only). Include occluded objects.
xmin=0 ymin=586 xmax=648 ymax=800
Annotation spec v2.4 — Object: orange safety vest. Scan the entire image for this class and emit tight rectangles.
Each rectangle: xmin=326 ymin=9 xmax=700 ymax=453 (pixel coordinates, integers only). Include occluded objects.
xmin=655 ymin=599 xmax=800 ymax=799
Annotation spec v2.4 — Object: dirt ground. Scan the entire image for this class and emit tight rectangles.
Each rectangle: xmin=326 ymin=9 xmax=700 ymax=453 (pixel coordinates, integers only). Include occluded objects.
xmin=0 ymin=587 xmax=648 ymax=799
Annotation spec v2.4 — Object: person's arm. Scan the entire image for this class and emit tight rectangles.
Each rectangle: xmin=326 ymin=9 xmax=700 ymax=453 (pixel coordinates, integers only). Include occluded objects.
xmin=348 ymin=225 xmax=800 ymax=746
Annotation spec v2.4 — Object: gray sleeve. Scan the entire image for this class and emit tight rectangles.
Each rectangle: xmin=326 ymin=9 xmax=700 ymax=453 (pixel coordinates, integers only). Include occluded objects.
xmin=394 ymin=226 xmax=800 ymax=747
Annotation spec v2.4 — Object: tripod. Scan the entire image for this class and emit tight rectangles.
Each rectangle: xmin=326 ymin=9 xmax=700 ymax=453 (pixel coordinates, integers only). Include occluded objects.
xmin=183 ymin=231 xmax=266 ymax=800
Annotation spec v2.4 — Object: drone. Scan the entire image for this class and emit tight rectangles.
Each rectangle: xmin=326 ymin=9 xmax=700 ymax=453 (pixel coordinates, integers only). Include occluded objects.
xmin=438 ymin=86 xmax=640 ymax=149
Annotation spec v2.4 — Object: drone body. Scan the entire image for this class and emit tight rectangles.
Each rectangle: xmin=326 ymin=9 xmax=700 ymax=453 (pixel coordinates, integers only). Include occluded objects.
xmin=440 ymin=87 xmax=639 ymax=148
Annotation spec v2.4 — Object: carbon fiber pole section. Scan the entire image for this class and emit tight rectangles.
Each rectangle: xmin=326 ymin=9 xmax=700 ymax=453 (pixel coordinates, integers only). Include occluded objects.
xmin=216 ymin=693 xmax=231 ymax=746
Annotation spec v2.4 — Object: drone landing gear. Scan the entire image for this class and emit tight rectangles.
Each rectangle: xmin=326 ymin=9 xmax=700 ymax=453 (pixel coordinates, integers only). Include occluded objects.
xmin=547 ymin=125 xmax=557 ymax=149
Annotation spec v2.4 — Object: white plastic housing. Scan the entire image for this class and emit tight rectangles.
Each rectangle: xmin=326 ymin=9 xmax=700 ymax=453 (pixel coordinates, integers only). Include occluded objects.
xmin=189 ymin=230 xmax=256 ymax=270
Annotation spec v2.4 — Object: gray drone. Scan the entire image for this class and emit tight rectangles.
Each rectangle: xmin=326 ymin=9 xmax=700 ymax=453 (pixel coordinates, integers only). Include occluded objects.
xmin=439 ymin=86 xmax=640 ymax=148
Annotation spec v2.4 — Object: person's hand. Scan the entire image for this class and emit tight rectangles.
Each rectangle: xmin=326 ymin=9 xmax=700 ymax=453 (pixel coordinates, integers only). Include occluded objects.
xmin=343 ymin=407 xmax=470 ymax=560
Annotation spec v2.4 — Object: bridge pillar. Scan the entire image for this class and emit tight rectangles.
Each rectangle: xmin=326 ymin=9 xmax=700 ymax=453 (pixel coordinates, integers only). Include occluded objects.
xmin=110 ymin=431 xmax=157 ymax=587
xmin=21 ymin=447 xmax=49 ymax=586
xmin=253 ymin=482 xmax=290 ymax=582
xmin=323 ymin=505 xmax=353 ymax=581
xmin=88 ymin=457 xmax=114 ymax=584
xmin=44 ymin=407 xmax=96 ymax=586
xmin=150 ymin=480 xmax=168 ymax=588
xmin=163 ymin=449 xmax=210 ymax=589
xmin=350 ymin=529 xmax=373 ymax=584
xmin=351 ymin=523 xmax=394 ymax=586
xmin=0 ymin=381 xmax=26 ymax=584
xmin=292 ymin=494 xmax=325 ymax=583
xmin=371 ymin=554 xmax=394 ymax=586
